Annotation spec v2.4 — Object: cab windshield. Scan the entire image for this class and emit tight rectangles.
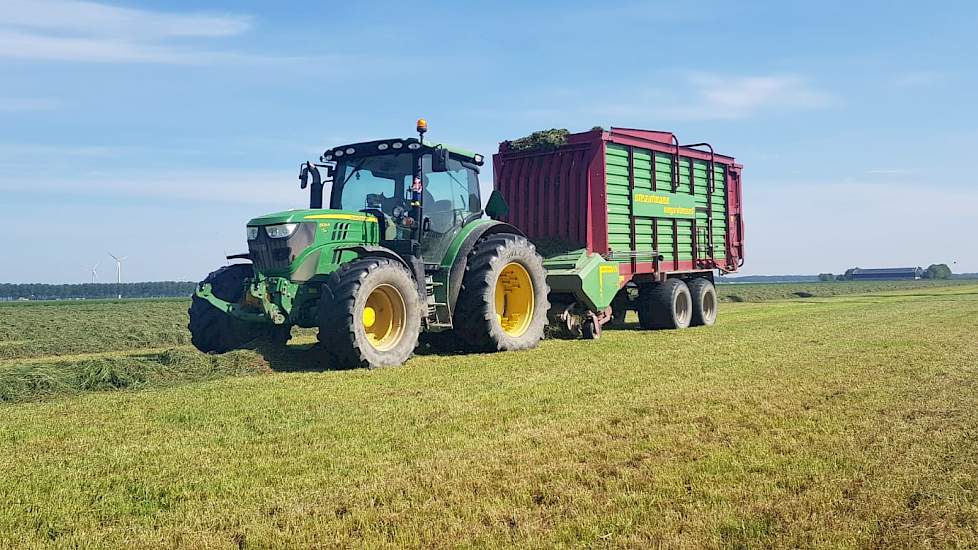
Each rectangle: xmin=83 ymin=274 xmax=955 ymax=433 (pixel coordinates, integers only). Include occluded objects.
xmin=332 ymin=153 xmax=414 ymax=214
xmin=329 ymin=149 xmax=483 ymax=246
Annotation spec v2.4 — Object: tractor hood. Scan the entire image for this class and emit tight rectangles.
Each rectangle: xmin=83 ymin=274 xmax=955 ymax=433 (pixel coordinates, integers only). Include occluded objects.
xmin=245 ymin=208 xmax=382 ymax=280
xmin=247 ymin=209 xmax=377 ymax=226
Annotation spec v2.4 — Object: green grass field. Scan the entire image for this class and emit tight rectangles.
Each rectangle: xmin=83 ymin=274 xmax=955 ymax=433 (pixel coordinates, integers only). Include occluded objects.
xmin=716 ymin=278 xmax=974 ymax=302
xmin=1 ymin=282 xmax=976 ymax=548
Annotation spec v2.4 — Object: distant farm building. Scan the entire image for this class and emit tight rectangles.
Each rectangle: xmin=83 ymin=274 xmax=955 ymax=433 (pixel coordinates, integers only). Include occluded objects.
xmin=847 ymin=267 xmax=924 ymax=280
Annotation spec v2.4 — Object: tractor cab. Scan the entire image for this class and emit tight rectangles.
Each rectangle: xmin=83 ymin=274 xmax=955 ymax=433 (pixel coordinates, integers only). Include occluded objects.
xmin=300 ymin=121 xmax=485 ymax=262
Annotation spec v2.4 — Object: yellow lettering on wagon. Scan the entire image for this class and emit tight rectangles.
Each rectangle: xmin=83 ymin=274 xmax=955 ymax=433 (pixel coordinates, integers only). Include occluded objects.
xmin=664 ymin=206 xmax=695 ymax=216
xmin=634 ymin=193 xmax=670 ymax=205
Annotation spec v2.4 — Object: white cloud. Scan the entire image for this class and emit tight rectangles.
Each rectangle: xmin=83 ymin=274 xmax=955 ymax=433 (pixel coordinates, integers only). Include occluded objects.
xmin=660 ymin=74 xmax=835 ymax=120
xmin=504 ymin=74 xmax=836 ymax=124
xmin=0 ymin=29 xmax=188 ymax=63
xmin=0 ymin=97 xmax=61 ymax=112
xmin=2 ymin=0 xmax=251 ymax=39
xmin=0 ymin=0 xmax=253 ymax=64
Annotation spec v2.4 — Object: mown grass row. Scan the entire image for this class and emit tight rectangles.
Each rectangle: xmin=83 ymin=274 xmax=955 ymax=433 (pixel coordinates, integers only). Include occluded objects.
xmin=0 ymin=299 xmax=191 ymax=360
xmin=0 ymin=349 xmax=268 ymax=403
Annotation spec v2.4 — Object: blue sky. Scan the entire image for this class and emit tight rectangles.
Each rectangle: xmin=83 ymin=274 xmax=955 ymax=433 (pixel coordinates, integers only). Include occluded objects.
xmin=1 ymin=0 xmax=976 ymax=283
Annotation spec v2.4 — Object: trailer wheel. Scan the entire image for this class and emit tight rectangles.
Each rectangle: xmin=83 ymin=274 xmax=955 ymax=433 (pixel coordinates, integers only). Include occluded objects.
xmin=318 ymin=258 xmax=421 ymax=369
xmin=610 ymin=288 xmax=629 ymax=326
xmin=188 ymin=264 xmax=266 ymax=353
xmin=687 ymin=278 xmax=718 ymax=327
xmin=454 ymin=234 xmax=549 ymax=352
xmin=637 ymin=279 xmax=692 ymax=330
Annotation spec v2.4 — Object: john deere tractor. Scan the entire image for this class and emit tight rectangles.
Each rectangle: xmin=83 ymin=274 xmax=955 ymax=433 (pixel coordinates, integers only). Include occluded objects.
xmin=189 ymin=120 xmax=549 ymax=368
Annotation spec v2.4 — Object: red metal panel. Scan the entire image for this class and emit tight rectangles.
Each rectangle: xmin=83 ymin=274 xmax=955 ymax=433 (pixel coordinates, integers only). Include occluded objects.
xmin=609 ymin=127 xmax=676 ymax=144
xmin=588 ymin=141 xmax=608 ymax=253
xmin=493 ymin=138 xmax=600 ymax=250
xmin=727 ymin=165 xmax=745 ymax=267
xmin=514 ymin=155 xmax=529 ymax=232
xmin=573 ymin=149 xmax=587 ymax=244
xmin=535 ymin=155 xmax=547 ymax=237
xmin=552 ymin=151 xmax=572 ymax=238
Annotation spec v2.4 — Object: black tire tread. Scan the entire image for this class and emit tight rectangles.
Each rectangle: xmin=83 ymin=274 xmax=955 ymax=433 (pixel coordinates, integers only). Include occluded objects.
xmin=637 ymin=279 xmax=691 ymax=330
xmin=318 ymin=258 xmax=420 ymax=369
xmin=453 ymin=234 xmax=549 ymax=352
xmin=687 ymin=277 xmax=718 ymax=327
xmin=188 ymin=264 xmax=264 ymax=353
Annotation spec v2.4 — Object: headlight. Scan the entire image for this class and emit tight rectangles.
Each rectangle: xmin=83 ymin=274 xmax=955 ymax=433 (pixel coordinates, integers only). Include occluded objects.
xmin=246 ymin=226 xmax=258 ymax=240
xmin=265 ymin=223 xmax=298 ymax=239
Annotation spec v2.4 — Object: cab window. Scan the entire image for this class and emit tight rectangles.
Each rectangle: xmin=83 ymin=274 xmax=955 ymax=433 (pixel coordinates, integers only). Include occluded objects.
xmin=421 ymin=155 xmax=480 ymax=234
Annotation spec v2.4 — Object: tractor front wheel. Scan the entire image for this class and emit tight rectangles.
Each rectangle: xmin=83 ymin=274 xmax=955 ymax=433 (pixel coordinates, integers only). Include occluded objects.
xmin=318 ymin=258 xmax=421 ymax=369
xmin=188 ymin=264 xmax=266 ymax=353
xmin=454 ymin=234 xmax=549 ymax=352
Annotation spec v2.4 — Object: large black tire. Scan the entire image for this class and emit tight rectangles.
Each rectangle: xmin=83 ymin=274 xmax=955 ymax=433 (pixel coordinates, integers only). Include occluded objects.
xmin=453 ymin=234 xmax=549 ymax=352
xmin=610 ymin=288 xmax=630 ymax=326
xmin=687 ymin=278 xmax=718 ymax=327
xmin=318 ymin=258 xmax=421 ymax=369
xmin=636 ymin=278 xmax=692 ymax=330
xmin=188 ymin=264 xmax=266 ymax=353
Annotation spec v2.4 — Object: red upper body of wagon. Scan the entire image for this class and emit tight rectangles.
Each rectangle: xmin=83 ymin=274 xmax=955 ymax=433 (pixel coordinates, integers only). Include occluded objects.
xmin=493 ymin=127 xmax=744 ymax=281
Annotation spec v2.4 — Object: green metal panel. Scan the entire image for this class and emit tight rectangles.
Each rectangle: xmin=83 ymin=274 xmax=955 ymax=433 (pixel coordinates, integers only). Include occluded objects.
xmin=605 ymin=143 xmax=729 ymax=262
xmin=542 ymin=249 xmax=620 ymax=310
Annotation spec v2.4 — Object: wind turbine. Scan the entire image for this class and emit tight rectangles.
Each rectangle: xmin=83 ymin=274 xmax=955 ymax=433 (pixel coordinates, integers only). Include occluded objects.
xmin=91 ymin=262 xmax=98 ymax=284
xmin=108 ymin=252 xmax=127 ymax=299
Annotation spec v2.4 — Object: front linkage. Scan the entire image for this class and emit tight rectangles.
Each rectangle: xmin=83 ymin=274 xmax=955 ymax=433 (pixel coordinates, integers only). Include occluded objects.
xmin=195 ymin=273 xmax=298 ymax=326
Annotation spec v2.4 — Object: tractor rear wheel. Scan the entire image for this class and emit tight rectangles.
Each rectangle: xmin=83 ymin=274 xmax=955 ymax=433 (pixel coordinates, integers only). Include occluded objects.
xmin=453 ymin=234 xmax=549 ymax=352
xmin=687 ymin=278 xmax=718 ymax=327
xmin=188 ymin=264 xmax=266 ymax=353
xmin=637 ymin=278 xmax=692 ymax=330
xmin=318 ymin=258 xmax=421 ymax=369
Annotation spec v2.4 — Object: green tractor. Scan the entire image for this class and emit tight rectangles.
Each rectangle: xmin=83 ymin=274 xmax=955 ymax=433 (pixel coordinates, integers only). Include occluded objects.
xmin=189 ymin=120 xmax=549 ymax=369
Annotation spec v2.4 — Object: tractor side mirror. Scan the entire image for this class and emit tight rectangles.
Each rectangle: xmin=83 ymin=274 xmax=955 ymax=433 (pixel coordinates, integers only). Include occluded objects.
xmin=431 ymin=148 xmax=450 ymax=172
xmin=299 ymin=162 xmax=320 ymax=189
xmin=484 ymin=190 xmax=510 ymax=220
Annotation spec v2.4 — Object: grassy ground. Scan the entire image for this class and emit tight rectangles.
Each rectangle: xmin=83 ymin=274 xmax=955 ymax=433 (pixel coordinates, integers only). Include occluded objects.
xmin=0 ymin=284 xmax=976 ymax=547
xmin=715 ymin=278 xmax=972 ymax=302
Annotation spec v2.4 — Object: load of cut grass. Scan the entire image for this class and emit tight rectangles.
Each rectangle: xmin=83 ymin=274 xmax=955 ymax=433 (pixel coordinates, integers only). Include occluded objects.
xmin=506 ymin=128 xmax=570 ymax=151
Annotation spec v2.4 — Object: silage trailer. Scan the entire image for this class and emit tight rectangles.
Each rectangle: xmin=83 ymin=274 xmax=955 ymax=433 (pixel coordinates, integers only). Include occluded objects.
xmin=189 ymin=122 xmax=744 ymax=368
xmin=493 ymin=127 xmax=744 ymax=338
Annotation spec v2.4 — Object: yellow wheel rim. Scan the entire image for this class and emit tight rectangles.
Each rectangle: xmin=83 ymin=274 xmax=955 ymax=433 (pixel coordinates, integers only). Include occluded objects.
xmin=363 ymin=284 xmax=406 ymax=351
xmin=495 ymin=262 xmax=534 ymax=337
